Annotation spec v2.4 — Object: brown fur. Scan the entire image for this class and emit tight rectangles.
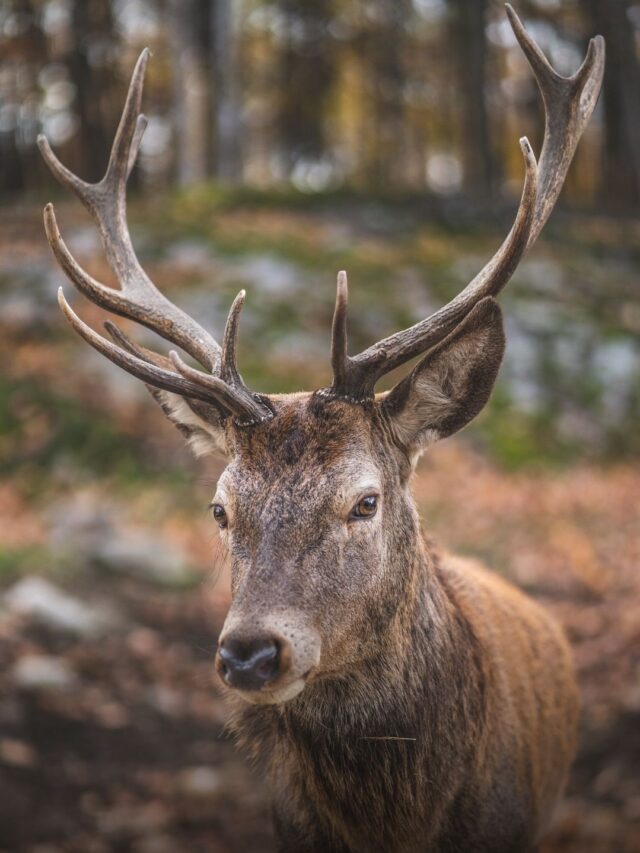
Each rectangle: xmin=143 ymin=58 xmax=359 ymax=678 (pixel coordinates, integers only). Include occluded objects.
xmin=168 ymin=302 xmax=578 ymax=851
xmin=215 ymin=395 xmax=578 ymax=853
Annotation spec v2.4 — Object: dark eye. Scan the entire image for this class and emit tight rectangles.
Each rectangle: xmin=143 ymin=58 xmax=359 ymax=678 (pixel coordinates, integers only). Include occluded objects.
xmin=350 ymin=495 xmax=378 ymax=520
xmin=211 ymin=503 xmax=228 ymax=528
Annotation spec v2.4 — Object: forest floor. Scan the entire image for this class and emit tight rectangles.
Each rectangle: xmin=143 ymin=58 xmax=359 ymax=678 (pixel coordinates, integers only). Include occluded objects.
xmin=1 ymin=197 xmax=639 ymax=852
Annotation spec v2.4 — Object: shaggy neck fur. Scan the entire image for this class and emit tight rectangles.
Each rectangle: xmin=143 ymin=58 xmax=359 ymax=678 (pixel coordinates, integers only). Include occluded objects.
xmin=228 ymin=537 xmax=491 ymax=853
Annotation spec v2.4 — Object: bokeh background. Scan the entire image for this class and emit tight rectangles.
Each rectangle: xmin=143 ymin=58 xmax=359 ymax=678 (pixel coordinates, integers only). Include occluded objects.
xmin=1 ymin=1 xmax=639 ymax=851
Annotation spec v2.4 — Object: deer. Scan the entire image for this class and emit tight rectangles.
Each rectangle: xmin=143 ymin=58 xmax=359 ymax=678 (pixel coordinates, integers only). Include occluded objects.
xmin=38 ymin=6 xmax=604 ymax=852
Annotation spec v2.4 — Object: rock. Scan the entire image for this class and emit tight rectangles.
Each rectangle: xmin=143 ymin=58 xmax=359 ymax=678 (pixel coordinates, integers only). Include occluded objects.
xmin=237 ymin=254 xmax=301 ymax=297
xmin=12 ymin=655 xmax=77 ymax=691
xmin=48 ymin=493 xmax=116 ymax=555
xmin=516 ymin=258 xmax=563 ymax=294
xmin=83 ymin=350 xmax=148 ymax=403
xmin=62 ymin=225 xmax=101 ymax=256
xmin=4 ymin=577 xmax=113 ymax=637
xmin=97 ymin=802 xmax=170 ymax=837
xmin=0 ymin=264 xmax=61 ymax=329
xmin=164 ymin=238 xmax=216 ymax=270
xmin=134 ymin=835 xmax=181 ymax=853
xmin=175 ymin=766 xmax=223 ymax=798
xmin=145 ymin=685 xmax=183 ymax=717
xmin=0 ymin=738 xmax=38 ymax=767
xmin=93 ymin=533 xmax=194 ymax=586
xmin=48 ymin=496 xmax=195 ymax=587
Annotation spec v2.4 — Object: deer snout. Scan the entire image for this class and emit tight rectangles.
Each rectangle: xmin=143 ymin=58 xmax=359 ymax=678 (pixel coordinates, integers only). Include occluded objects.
xmin=217 ymin=634 xmax=280 ymax=691
xmin=216 ymin=614 xmax=321 ymax=704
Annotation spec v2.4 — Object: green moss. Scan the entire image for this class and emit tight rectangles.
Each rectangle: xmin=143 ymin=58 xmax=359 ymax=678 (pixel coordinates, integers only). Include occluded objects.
xmin=0 ymin=545 xmax=51 ymax=585
xmin=0 ymin=375 xmax=186 ymax=487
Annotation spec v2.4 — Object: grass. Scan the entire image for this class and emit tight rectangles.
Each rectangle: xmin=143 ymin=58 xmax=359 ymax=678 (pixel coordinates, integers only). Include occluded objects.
xmin=0 ymin=374 xmax=192 ymax=489
xmin=0 ymin=545 xmax=52 ymax=585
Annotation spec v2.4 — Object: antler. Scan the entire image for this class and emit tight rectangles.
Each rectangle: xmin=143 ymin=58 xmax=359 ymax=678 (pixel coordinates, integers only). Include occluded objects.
xmin=39 ymin=49 xmax=272 ymax=426
xmin=40 ymin=8 xmax=604 ymax=423
xmin=323 ymin=5 xmax=605 ymax=403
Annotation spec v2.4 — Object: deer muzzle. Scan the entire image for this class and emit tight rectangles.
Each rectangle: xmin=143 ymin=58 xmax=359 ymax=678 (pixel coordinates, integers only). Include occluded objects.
xmin=215 ymin=612 xmax=321 ymax=705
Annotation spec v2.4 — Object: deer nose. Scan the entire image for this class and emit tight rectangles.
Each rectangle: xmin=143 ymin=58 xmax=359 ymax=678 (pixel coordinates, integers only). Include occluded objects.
xmin=216 ymin=634 xmax=281 ymax=691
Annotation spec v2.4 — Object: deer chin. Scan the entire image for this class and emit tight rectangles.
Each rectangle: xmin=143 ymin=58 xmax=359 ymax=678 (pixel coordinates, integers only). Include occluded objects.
xmin=234 ymin=676 xmax=308 ymax=706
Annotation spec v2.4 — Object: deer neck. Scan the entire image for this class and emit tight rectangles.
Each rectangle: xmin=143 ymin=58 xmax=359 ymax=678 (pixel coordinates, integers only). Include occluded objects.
xmin=228 ymin=534 xmax=483 ymax=852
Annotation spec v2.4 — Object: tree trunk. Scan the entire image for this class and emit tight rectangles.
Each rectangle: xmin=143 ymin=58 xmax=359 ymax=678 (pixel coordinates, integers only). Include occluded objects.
xmin=276 ymin=0 xmax=335 ymax=176
xmin=449 ymin=0 xmax=495 ymax=196
xmin=0 ymin=0 xmax=42 ymax=193
xmin=211 ymin=0 xmax=242 ymax=182
xmin=169 ymin=0 xmax=212 ymax=186
xmin=67 ymin=0 xmax=117 ymax=182
xmin=581 ymin=0 xmax=640 ymax=207
xmin=354 ymin=0 xmax=411 ymax=189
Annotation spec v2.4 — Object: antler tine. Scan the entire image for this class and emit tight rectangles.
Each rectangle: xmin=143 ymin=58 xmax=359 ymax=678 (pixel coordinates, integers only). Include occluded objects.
xmin=325 ymin=5 xmax=604 ymax=403
xmin=169 ymin=352 xmax=269 ymax=424
xmin=58 ymin=289 xmax=218 ymax=403
xmin=127 ymin=115 xmax=149 ymax=180
xmin=505 ymin=4 xmax=605 ymax=246
xmin=104 ymin=320 xmax=228 ymax=422
xmin=330 ymin=271 xmax=349 ymax=390
xmin=318 ymin=269 xmax=352 ymax=401
xmin=221 ymin=291 xmax=247 ymax=387
xmin=105 ymin=48 xmax=148 ymax=192
xmin=38 ymin=50 xmax=221 ymax=374
xmin=58 ymin=287 xmax=261 ymax=423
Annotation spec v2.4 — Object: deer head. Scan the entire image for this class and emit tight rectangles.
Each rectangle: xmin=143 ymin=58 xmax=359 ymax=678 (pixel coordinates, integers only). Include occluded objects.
xmin=39 ymin=6 xmax=604 ymax=705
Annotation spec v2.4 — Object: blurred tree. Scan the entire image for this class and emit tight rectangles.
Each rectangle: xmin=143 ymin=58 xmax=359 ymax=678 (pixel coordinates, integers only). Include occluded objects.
xmin=0 ymin=0 xmax=43 ymax=193
xmin=71 ymin=0 xmax=117 ymax=180
xmin=356 ymin=0 xmax=411 ymax=188
xmin=212 ymin=0 xmax=242 ymax=182
xmin=64 ymin=0 xmax=118 ymax=182
xmin=449 ymin=0 xmax=496 ymax=195
xmin=169 ymin=0 xmax=212 ymax=185
xmin=580 ymin=0 xmax=640 ymax=207
xmin=275 ymin=0 xmax=335 ymax=175
xmin=169 ymin=0 xmax=242 ymax=184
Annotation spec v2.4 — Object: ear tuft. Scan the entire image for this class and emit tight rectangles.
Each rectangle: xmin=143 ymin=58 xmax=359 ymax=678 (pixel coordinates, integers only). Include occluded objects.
xmin=382 ymin=298 xmax=505 ymax=456
xmin=147 ymin=388 xmax=229 ymax=458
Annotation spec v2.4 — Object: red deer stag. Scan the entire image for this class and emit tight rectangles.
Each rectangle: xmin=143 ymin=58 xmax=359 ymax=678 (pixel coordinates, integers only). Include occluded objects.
xmin=39 ymin=6 xmax=604 ymax=852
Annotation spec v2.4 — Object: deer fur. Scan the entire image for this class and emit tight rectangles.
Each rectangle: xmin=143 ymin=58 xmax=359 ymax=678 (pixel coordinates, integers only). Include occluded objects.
xmin=195 ymin=301 xmax=578 ymax=852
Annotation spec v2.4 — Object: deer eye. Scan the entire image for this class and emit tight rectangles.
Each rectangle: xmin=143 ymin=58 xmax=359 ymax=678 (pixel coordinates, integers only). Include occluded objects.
xmin=349 ymin=495 xmax=378 ymax=521
xmin=211 ymin=503 xmax=228 ymax=528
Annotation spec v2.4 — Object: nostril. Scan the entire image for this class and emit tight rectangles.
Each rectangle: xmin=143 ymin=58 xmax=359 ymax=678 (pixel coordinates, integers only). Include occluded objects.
xmin=217 ymin=634 xmax=281 ymax=691
xmin=254 ymin=642 xmax=278 ymax=678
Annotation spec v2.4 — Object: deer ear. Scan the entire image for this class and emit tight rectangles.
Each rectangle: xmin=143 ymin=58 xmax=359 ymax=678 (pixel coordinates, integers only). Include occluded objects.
xmin=381 ymin=298 xmax=505 ymax=458
xmin=148 ymin=389 xmax=229 ymax=458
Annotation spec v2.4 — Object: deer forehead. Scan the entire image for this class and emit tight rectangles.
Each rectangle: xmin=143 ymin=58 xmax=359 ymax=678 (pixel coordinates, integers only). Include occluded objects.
xmin=216 ymin=396 xmax=386 ymax=506
xmin=228 ymin=397 xmax=379 ymax=467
